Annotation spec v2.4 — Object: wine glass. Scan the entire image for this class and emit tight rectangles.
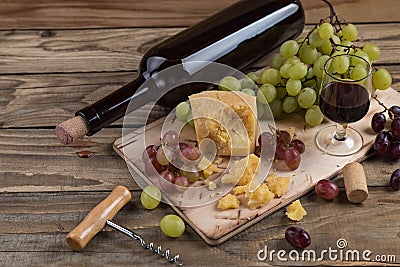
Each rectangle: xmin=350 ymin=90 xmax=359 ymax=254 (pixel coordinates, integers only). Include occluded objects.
xmin=315 ymin=54 xmax=372 ymax=156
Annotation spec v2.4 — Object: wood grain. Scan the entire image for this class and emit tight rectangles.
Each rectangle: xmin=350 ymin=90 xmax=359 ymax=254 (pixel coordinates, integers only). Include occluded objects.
xmin=0 ymin=189 xmax=398 ymax=265
xmin=0 ymin=0 xmax=398 ymax=30
xmin=0 ymin=24 xmax=399 ymax=74
xmin=0 ymin=128 xmax=139 ymax=192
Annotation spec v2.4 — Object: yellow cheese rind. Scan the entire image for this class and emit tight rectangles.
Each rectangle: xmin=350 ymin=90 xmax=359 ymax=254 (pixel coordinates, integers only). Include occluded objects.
xmin=189 ymin=91 xmax=257 ymax=157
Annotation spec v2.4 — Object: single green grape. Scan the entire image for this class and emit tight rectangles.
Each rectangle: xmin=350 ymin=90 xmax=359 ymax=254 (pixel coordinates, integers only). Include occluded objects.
xmin=160 ymin=214 xmax=185 ymax=238
xmin=297 ymin=87 xmax=316 ymax=109
xmin=175 ymin=101 xmax=190 ymax=122
xmin=257 ymin=84 xmax=277 ymax=104
xmin=269 ymin=99 xmax=283 ymax=118
xmin=276 ymin=86 xmax=287 ymax=100
xmin=318 ymin=23 xmax=334 ymax=40
xmin=260 ymin=68 xmax=281 ymax=85
xmin=284 ymin=56 xmax=301 ymax=65
xmin=280 ymin=40 xmax=299 ymax=58
xmin=313 ymin=55 xmax=330 ymax=78
xmin=219 ymin=76 xmax=241 ymax=91
xmin=247 ymin=72 xmax=261 ymax=84
xmin=186 ymin=110 xmax=195 ymax=127
xmin=342 ymin=23 xmax=358 ymax=41
xmin=282 ymin=96 xmax=298 ymax=113
xmin=270 ymin=54 xmax=286 ymax=70
xmin=299 ymin=44 xmax=319 ymax=64
xmin=362 ymin=43 xmax=381 ymax=61
xmin=332 ymin=55 xmax=350 ymax=74
xmin=279 ymin=64 xmax=291 ymax=79
xmin=319 ymin=35 xmax=340 ymax=55
xmin=141 ymin=185 xmax=161 ymax=210
xmin=350 ymin=50 xmax=370 ymax=67
xmin=241 ymin=76 xmax=258 ymax=89
xmin=288 ymin=62 xmax=308 ymax=80
xmin=339 ymin=40 xmax=355 ymax=54
xmin=309 ymin=28 xmax=324 ymax=47
xmin=286 ymin=78 xmax=302 ymax=96
xmin=256 ymin=102 xmax=265 ymax=119
xmin=350 ymin=64 xmax=368 ymax=81
xmin=241 ymin=88 xmax=256 ymax=96
xmin=305 ymin=105 xmax=324 ymax=126
xmin=372 ymin=68 xmax=392 ymax=90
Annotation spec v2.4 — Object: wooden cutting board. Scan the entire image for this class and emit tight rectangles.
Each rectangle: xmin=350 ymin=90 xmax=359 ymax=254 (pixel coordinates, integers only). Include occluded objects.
xmin=113 ymin=88 xmax=399 ymax=245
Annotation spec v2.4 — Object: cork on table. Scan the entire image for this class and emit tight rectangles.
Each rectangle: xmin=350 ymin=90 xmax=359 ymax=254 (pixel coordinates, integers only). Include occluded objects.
xmin=1 ymin=0 xmax=399 ymax=266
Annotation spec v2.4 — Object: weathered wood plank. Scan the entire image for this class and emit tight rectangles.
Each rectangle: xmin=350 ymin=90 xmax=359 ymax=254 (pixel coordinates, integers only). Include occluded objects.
xmin=0 ymin=0 xmax=398 ymax=30
xmin=0 ymin=24 xmax=399 ymax=74
xmin=0 ymin=189 xmax=399 ymax=265
xmin=0 ymin=128 xmax=139 ymax=192
xmin=0 ymin=129 xmax=398 ymax=193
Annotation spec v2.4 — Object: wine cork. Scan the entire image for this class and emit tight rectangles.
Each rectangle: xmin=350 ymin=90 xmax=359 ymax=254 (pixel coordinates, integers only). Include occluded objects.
xmin=343 ymin=162 xmax=369 ymax=203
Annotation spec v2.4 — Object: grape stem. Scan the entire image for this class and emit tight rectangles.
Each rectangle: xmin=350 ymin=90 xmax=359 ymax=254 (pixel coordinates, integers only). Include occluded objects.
xmin=372 ymin=95 xmax=388 ymax=112
xmin=322 ymin=0 xmax=337 ymax=24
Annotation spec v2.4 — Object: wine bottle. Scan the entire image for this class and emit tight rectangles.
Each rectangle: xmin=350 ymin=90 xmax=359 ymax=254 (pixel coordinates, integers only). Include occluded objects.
xmin=56 ymin=0 xmax=305 ymax=144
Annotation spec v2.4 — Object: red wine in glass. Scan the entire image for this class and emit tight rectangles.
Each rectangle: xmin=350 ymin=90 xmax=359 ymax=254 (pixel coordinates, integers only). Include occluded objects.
xmin=315 ymin=54 xmax=372 ymax=156
xmin=320 ymin=82 xmax=370 ymax=124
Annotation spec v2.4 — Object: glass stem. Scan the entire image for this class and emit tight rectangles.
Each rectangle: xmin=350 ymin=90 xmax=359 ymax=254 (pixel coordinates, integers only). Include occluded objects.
xmin=334 ymin=124 xmax=347 ymax=141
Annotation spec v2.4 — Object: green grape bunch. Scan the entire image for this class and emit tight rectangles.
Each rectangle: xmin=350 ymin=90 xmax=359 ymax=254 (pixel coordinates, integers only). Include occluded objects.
xmin=176 ymin=0 xmax=393 ymax=128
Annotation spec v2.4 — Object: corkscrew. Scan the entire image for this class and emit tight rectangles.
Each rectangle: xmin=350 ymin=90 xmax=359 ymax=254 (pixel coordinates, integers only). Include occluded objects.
xmin=66 ymin=186 xmax=183 ymax=266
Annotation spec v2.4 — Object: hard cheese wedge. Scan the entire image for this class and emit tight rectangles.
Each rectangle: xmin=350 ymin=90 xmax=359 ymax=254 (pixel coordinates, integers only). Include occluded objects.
xmin=189 ymin=91 xmax=257 ymax=156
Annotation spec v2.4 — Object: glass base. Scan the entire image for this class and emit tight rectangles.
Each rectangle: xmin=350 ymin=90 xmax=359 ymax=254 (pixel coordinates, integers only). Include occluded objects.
xmin=315 ymin=125 xmax=363 ymax=156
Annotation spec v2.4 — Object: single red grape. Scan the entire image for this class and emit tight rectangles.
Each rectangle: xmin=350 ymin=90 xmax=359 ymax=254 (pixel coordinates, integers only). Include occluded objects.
xmin=374 ymin=131 xmax=393 ymax=154
xmin=315 ymin=179 xmax=339 ymax=200
xmin=158 ymin=170 xmax=176 ymax=194
xmin=258 ymin=132 xmax=274 ymax=147
xmin=291 ymin=139 xmax=305 ymax=154
xmin=163 ymin=130 xmax=179 ymax=146
xmin=275 ymin=140 xmax=287 ymax=160
xmin=371 ymin=112 xmax=386 ymax=133
xmin=390 ymin=169 xmax=400 ymax=190
xmin=277 ymin=130 xmax=291 ymax=143
xmin=142 ymin=145 xmax=157 ymax=162
xmin=389 ymin=105 xmax=400 ymax=120
xmin=391 ymin=117 xmax=400 ymax=139
xmin=284 ymin=147 xmax=301 ymax=170
xmin=174 ymin=176 xmax=190 ymax=192
xmin=390 ymin=141 xmax=400 ymax=160
xmin=285 ymin=226 xmax=311 ymax=248
xmin=180 ymin=145 xmax=201 ymax=161
xmin=144 ymin=156 xmax=165 ymax=176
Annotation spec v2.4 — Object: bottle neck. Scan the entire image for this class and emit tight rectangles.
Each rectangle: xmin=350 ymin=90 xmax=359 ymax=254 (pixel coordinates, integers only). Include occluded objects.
xmin=76 ymin=75 xmax=151 ymax=136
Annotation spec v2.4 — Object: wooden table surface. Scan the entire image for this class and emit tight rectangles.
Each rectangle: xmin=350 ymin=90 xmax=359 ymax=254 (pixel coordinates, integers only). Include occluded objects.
xmin=1 ymin=0 xmax=399 ymax=266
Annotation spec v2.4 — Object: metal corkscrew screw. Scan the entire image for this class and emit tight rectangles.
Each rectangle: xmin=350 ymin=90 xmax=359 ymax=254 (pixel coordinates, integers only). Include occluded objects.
xmin=66 ymin=186 xmax=183 ymax=266
xmin=106 ymin=220 xmax=183 ymax=266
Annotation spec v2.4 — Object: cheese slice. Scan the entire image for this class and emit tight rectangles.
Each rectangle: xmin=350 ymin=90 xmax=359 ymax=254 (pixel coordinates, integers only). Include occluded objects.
xmin=189 ymin=91 xmax=257 ymax=156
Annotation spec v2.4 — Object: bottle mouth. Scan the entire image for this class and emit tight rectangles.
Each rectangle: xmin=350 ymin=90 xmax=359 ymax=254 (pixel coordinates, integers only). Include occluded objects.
xmin=323 ymin=54 xmax=373 ymax=83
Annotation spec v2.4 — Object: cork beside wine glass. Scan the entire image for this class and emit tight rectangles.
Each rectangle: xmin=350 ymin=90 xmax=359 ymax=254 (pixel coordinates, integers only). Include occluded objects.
xmin=316 ymin=54 xmax=372 ymax=156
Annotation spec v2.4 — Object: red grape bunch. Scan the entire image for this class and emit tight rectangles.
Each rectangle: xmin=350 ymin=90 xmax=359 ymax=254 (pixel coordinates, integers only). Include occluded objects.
xmin=258 ymin=130 xmax=305 ymax=171
xmin=142 ymin=130 xmax=202 ymax=193
xmin=371 ymin=98 xmax=400 ymax=160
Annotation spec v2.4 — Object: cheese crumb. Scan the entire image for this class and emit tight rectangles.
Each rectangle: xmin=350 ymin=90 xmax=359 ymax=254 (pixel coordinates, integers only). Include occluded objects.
xmin=207 ymin=181 xmax=217 ymax=191
xmin=221 ymin=154 xmax=259 ymax=186
xmin=218 ymin=194 xmax=240 ymax=210
xmin=286 ymin=200 xmax=307 ymax=221
xmin=246 ymin=184 xmax=275 ymax=210
xmin=267 ymin=174 xmax=290 ymax=197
